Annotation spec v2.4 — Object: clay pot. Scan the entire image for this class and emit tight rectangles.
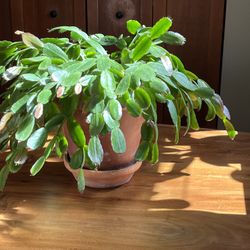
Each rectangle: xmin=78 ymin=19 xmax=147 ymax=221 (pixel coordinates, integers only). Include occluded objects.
xmin=63 ymin=110 xmax=144 ymax=188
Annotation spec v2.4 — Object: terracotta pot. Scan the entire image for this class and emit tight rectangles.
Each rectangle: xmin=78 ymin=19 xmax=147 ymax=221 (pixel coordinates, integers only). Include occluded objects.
xmin=63 ymin=110 xmax=144 ymax=188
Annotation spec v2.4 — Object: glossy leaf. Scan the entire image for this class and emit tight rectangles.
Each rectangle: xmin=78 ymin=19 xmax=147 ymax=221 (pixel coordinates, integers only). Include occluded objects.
xmin=150 ymin=143 xmax=159 ymax=164
xmin=134 ymin=88 xmax=151 ymax=109
xmin=11 ymin=94 xmax=30 ymax=114
xmin=111 ymin=127 xmax=126 ymax=153
xmin=50 ymin=26 xmax=107 ymax=55
xmin=151 ymin=17 xmax=172 ymax=40
xmin=30 ymin=156 xmax=46 ymax=176
xmin=127 ymin=20 xmax=141 ymax=34
xmin=67 ymin=118 xmax=86 ymax=147
xmin=161 ymin=31 xmax=186 ymax=45
xmin=134 ymin=64 xmax=155 ymax=82
xmin=43 ymin=43 xmax=68 ymax=61
xmin=172 ymin=71 xmax=196 ymax=91
xmin=108 ymin=99 xmax=122 ymax=121
xmin=90 ymin=113 xmax=105 ymax=136
xmin=135 ymin=141 xmax=150 ymax=161
xmin=70 ymin=148 xmax=85 ymax=169
xmin=97 ymin=55 xmax=110 ymax=71
xmin=77 ymin=168 xmax=85 ymax=193
xmin=22 ymin=73 xmax=40 ymax=82
xmin=190 ymin=110 xmax=199 ymax=130
xmin=88 ymin=136 xmax=103 ymax=166
xmin=37 ymin=89 xmax=52 ymax=104
xmin=141 ymin=122 xmax=154 ymax=141
xmin=15 ymin=115 xmax=35 ymax=141
xmin=167 ymin=100 xmax=180 ymax=143
xmin=116 ymin=74 xmax=131 ymax=95
xmin=103 ymin=110 xmax=119 ymax=129
xmin=131 ymin=35 xmax=152 ymax=61
xmin=27 ymin=127 xmax=48 ymax=150
xmin=17 ymin=31 xmax=44 ymax=48
xmin=223 ymin=119 xmax=237 ymax=140
xmin=126 ymin=99 xmax=142 ymax=117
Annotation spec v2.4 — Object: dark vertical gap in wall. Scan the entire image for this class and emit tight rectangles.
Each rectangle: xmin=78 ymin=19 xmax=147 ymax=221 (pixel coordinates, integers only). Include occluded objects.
xmin=9 ymin=0 xmax=13 ymax=40
xmin=85 ymin=0 xmax=89 ymax=33
xmin=219 ymin=0 xmax=227 ymax=95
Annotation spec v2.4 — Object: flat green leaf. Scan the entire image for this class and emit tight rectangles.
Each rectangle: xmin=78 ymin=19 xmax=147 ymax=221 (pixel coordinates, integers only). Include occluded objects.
xmin=50 ymin=26 xmax=107 ymax=55
xmin=61 ymin=71 xmax=81 ymax=87
xmin=15 ymin=115 xmax=35 ymax=141
xmin=126 ymin=99 xmax=142 ymax=117
xmin=11 ymin=94 xmax=31 ymax=113
xmin=149 ymin=45 xmax=167 ymax=58
xmin=108 ymin=99 xmax=122 ymax=121
xmin=21 ymin=56 xmax=47 ymax=65
xmin=103 ymin=110 xmax=119 ymax=129
xmin=97 ymin=56 xmax=111 ymax=71
xmin=30 ymin=156 xmax=46 ymax=176
xmin=43 ymin=43 xmax=68 ymax=61
xmin=37 ymin=89 xmax=52 ymax=104
xmin=77 ymin=168 xmax=85 ymax=193
xmin=149 ymin=78 xmax=169 ymax=93
xmin=127 ymin=20 xmax=141 ymax=34
xmin=0 ymin=165 xmax=9 ymax=191
xmin=38 ymin=58 xmax=51 ymax=71
xmin=141 ymin=122 xmax=154 ymax=141
xmin=88 ymin=136 xmax=103 ymax=166
xmin=27 ymin=127 xmax=48 ymax=150
xmin=100 ymin=70 xmax=115 ymax=97
xmin=151 ymin=17 xmax=172 ymax=40
xmin=131 ymin=35 xmax=152 ymax=61
xmin=134 ymin=88 xmax=151 ymax=109
xmin=160 ymin=31 xmax=186 ymax=46
xmin=150 ymin=143 xmax=159 ymax=164
xmin=167 ymin=100 xmax=180 ymax=143
xmin=223 ymin=119 xmax=237 ymax=140
xmin=135 ymin=141 xmax=150 ymax=161
xmin=56 ymin=135 xmax=68 ymax=157
xmin=116 ymin=74 xmax=131 ymax=95
xmin=45 ymin=114 xmax=65 ymax=131
xmin=205 ymin=100 xmax=216 ymax=121
xmin=70 ymin=148 xmax=85 ymax=169
xmin=190 ymin=110 xmax=199 ymax=130
xmin=44 ymin=136 xmax=57 ymax=159
xmin=172 ymin=71 xmax=196 ymax=91
xmin=67 ymin=118 xmax=86 ymax=148
xmin=22 ymin=73 xmax=40 ymax=82
xmin=18 ymin=32 xmax=44 ymax=48
xmin=195 ymin=87 xmax=215 ymax=98
xmin=90 ymin=113 xmax=105 ymax=136
xmin=64 ymin=59 xmax=96 ymax=74
xmin=111 ymin=127 xmax=126 ymax=153
xmin=134 ymin=64 xmax=155 ymax=82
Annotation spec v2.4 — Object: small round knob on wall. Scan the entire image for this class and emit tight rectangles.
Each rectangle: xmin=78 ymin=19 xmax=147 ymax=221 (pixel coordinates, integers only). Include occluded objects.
xmin=115 ymin=11 xmax=124 ymax=19
xmin=49 ymin=10 xmax=58 ymax=18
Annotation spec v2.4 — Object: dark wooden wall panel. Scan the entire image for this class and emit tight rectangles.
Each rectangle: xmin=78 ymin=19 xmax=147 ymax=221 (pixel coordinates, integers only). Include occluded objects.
xmin=87 ymin=0 xmax=153 ymax=35
xmin=10 ymin=0 xmax=86 ymax=38
xmin=0 ymin=0 xmax=12 ymax=40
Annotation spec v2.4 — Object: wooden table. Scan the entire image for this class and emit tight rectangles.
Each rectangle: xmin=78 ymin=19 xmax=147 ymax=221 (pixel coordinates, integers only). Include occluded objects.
xmin=1 ymin=125 xmax=250 ymax=249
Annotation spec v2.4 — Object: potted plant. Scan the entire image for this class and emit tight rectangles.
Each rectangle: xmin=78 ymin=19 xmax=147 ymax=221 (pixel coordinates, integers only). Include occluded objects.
xmin=0 ymin=17 xmax=236 ymax=192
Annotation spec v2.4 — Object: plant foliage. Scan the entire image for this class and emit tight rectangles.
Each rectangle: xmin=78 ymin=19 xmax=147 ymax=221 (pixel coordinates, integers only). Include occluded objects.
xmin=0 ymin=17 xmax=236 ymax=192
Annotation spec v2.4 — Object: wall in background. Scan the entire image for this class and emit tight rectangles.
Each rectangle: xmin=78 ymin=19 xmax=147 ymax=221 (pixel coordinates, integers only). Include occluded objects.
xmin=220 ymin=0 xmax=250 ymax=132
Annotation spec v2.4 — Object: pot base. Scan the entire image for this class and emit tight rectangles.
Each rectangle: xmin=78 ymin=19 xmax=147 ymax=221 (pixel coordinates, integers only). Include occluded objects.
xmin=64 ymin=157 xmax=142 ymax=188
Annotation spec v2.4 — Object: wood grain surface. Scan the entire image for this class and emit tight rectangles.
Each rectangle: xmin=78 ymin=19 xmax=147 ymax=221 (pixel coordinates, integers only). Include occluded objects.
xmin=1 ymin=125 xmax=250 ymax=249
